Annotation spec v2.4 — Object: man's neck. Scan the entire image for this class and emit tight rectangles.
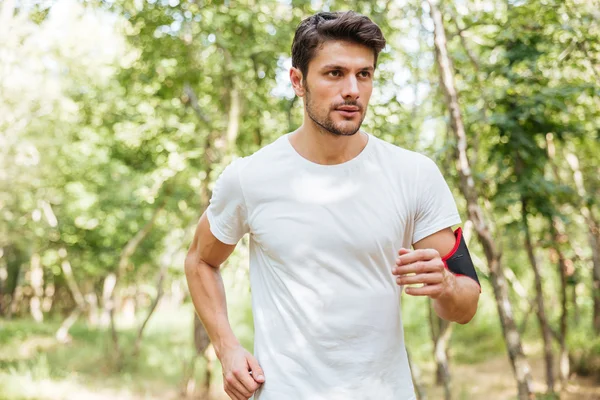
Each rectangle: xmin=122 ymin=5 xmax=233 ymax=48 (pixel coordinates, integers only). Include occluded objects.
xmin=289 ymin=124 xmax=368 ymax=166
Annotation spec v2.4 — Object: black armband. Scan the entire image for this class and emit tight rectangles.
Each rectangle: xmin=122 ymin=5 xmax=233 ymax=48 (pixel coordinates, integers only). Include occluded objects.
xmin=442 ymin=228 xmax=481 ymax=290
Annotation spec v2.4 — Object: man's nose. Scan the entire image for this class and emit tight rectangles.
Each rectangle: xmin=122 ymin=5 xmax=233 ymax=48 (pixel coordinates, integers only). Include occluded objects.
xmin=341 ymin=76 xmax=360 ymax=100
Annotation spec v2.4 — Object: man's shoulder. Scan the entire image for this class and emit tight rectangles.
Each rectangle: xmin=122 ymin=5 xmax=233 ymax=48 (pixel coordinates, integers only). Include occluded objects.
xmin=228 ymin=134 xmax=289 ymax=176
xmin=370 ymin=134 xmax=437 ymax=167
xmin=248 ymin=134 xmax=288 ymax=159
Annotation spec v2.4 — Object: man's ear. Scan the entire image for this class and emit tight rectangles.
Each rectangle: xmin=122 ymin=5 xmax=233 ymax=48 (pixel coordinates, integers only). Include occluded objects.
xmin=290 ymin=67 xmax=305 ymax=97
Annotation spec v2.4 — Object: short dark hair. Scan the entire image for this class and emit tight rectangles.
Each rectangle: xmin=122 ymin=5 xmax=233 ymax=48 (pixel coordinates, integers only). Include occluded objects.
xmin=291 ymin=11 xmax=387 ymax=79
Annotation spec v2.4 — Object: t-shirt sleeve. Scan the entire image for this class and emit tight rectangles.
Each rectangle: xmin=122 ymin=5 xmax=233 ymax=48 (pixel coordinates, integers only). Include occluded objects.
xmin=412 ymin=157 xmax=462 ymax=244
xmin=206 ymin=159 xmax=249 ymax=245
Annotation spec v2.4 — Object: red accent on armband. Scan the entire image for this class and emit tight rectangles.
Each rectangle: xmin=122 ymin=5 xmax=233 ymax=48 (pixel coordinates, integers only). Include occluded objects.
xmin=441 ymin=227 xmax=482 ymax=292
xmin=441 ymin=227 xmax=462 ymax=263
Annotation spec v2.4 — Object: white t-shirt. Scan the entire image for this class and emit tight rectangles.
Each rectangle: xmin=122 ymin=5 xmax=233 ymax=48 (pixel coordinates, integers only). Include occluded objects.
xmin=207 ymin=132 xmax=461 ymax=400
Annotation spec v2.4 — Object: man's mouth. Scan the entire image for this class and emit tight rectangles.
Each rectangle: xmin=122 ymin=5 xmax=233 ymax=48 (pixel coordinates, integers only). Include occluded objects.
xmin=335 ymin=106 xmax=360 ymax=117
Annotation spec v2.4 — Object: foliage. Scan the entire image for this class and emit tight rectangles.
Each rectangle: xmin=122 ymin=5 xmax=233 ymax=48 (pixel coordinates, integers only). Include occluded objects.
xmin=1 ymin=0 xmax=599 ymax=398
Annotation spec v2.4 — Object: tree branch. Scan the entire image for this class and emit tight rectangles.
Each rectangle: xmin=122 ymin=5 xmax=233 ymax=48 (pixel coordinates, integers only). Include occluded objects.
xmin=183 ymin=82 xmax=211 ymax=125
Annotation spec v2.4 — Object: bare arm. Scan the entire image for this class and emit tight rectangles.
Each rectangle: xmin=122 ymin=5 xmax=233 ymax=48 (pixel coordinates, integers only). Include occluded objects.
xmin=184 ymin=212 xmax=264 ymax=400
xmin=184 ymin=211 xmax=239 ymax=356
xmin=393 ymin=227 xmax=480 ymax=324
xmin=414 ymin=227 xmax=480 ymax=324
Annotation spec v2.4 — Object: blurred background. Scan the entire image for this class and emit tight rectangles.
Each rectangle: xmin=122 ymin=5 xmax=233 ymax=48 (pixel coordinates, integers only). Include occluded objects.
xmin=1 ymin=0 xmax=599 ymax=399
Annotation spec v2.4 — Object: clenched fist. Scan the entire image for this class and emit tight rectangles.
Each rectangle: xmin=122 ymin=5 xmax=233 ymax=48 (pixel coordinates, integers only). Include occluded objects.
xmin=219 ymin=344 xmax=265 ymax=400
xmin=392 ymin=247 xmax=456 ymax=299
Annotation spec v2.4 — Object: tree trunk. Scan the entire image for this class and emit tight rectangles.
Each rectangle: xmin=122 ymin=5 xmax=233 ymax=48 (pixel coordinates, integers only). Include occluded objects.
xmin=8 ymin=257 xmax=25 ymax=318
xmin=0 ymin=257 xmax=6 ymax=317
xmin=521 ymin=201 xmax=555 ymax=394
xmin=60 ymin=256 xmax=87 ymax=309
xmin=503 ymin=264 xmax=537 ymax=336
xmin=29 ymin=253 xmax=44 ymax=322
xmin=589 ymin=225 xmax=599 ymax=333
xmin=182 ymin=79 xmax=224 ymax=397
xmin=2 ymin=245 xmax=24 ymax=318
xmin=517 ymin=294 xmax=540 ymax=336
xmin=132 ymin=248 xmax=174 ymax=357
xmin=545 ymin=133 xmax=572 ymax=384
xmin=565 ymin=152 xmax=600 ymax=333
xmin=41 ymin=276 xmax=55 ymax=314
xmin=550 ymin=218 xmax=570 ymax=384
xmin=226 ymin=86 xmax=240 ymax=155
xmin=103 ymin=202 xmax=165 ymax=366
xmin=100 ymin=273 xmax=115 ymax=327
xmin=433 ymin=317 xmax=453 ymax=399
xmin=183 ymin=64 xmax=242 ymax=393
xmin=426 ymin=1 xmax=534 ymax=397
xmin=428 ymin=300 xmax=452 ymax=397
xmin=182 ymin=314 xmax=213 ymax=397
xmin=56 ymin=308 xmax=81 ymax=343
xmin=109 ymin=282 xmax=121 ymax=366
xmin=407 ymin=350 xmax=427 ymax=400
xmin=86 ymin=291 xmax=99 ymax=326
xmin=53 ymin=253 xmax=89 ymax=340
xmin=195 ymin=313 xmax=212 ymax=376
xmin=572 ymin=284 xmax=580 ymax=325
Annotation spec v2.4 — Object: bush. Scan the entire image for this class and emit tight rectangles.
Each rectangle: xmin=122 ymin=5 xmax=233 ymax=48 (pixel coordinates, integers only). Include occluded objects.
xmin=569 ymin=328 xmax=600 ymax=377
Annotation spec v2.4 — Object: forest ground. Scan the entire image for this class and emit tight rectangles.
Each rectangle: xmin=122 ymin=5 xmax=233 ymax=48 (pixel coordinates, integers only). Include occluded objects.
xmin=1 ymin=305 xmax=598 ymax=400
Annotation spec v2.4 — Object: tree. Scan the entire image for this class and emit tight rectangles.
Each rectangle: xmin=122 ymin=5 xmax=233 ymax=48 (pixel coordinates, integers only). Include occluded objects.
xmin=426 ymin=0 xmax=534 ymax=398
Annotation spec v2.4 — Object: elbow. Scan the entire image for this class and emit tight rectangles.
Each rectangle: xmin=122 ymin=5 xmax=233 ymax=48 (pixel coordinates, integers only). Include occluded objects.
xmin=184 ymin=253 xmax=217 ymax=280
xmin=456 ymin=301 xmax=479 ymax=325
xmin=456 ymin=313 xmax=475 ymax=325
xmin=184 ymin=254 xmax=205 ymax=279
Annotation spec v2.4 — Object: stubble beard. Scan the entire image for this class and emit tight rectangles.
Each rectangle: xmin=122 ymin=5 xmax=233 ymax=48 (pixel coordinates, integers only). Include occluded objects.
xmin=304 ymin=88 xmax=365 ymax=137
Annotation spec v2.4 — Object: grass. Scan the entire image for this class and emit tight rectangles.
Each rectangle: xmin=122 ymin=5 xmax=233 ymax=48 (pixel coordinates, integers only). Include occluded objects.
xmin=0 ymin=262 xmax=256 ymax=400
xmin=1 ymin=290 xmax=597 ymax=400
xmin=0 ymin=305 xmax=210 ymax=400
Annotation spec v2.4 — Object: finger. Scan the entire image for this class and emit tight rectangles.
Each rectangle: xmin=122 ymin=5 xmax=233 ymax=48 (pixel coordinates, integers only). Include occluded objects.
xmin=397 ymin=272 xmax=443 ymax=286
xmin=233 ymin=367 xmax=259 ymax=394
xmin=225 ymin=372 xmax=253 ymax=398
xmin=397 ymin=248 xmax=439 ymax=265
xmin=246 ymin=354 xmax=265 ymax=383
xmin=225 ymin=387 xmax=244 ymax=400
xmin=393 ymin=260 xmax=441 ymax=275
xmin=404 ymin=284 xmax=443 ymax=297
xmin=228 ymin=383 xmax=249 ymax=400
xmin=398 ymin=248 xmax=412 ymax=256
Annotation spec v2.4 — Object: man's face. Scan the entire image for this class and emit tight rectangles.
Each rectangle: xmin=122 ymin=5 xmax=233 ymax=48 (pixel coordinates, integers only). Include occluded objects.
xmin=295 ymin=40 xmax=375 ymax=137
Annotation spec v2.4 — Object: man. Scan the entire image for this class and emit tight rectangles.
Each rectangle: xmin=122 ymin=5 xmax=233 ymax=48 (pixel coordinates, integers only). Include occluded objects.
xmin=185 ymin=10 xmax=481 ymax=400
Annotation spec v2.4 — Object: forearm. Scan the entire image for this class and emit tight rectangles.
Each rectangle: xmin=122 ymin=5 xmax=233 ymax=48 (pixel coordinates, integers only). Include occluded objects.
xmin=433 ymin=275 xmax=480 ymax=324
xmin=184 ymin=258 xmax=239 ymax=358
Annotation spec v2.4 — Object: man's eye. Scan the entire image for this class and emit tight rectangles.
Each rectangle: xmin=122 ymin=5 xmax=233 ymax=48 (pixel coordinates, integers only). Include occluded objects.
xmin=328 ymin=70 xmax=341 ymax=77
xmin=359 ymin=71 xmax=371 ymax=78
